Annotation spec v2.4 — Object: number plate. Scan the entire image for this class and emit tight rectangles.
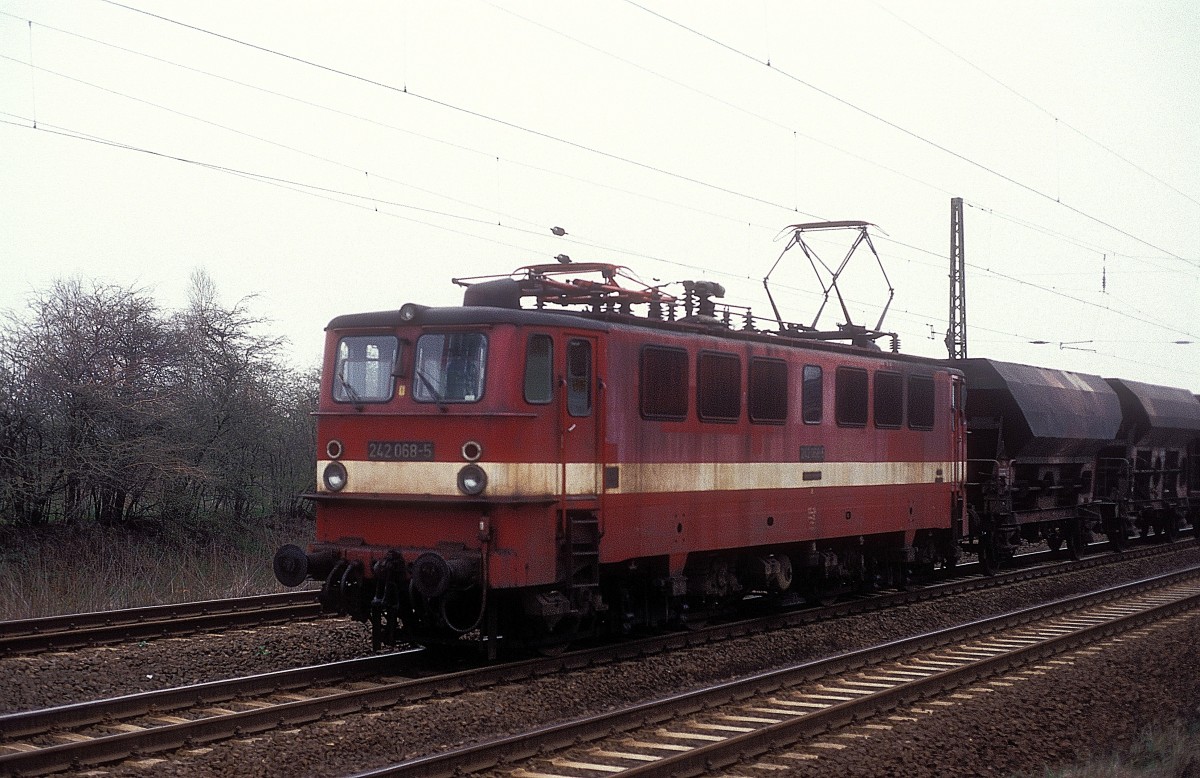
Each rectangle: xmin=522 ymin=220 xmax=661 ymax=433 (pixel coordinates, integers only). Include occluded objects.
xmin=367 ymin=441 xmax=435 ymax=461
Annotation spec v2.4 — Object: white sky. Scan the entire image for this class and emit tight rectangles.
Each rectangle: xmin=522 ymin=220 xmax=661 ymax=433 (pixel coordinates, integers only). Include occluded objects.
xmin=2 ymin=1 xmax=1198 ymax=391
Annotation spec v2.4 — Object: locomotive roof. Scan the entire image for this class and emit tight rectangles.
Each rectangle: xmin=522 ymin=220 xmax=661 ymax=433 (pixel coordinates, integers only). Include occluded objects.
xmin=327 ymin=303 xmax=955 ymax=368
xmin=327 ymin=305 xmax=609 ymax=332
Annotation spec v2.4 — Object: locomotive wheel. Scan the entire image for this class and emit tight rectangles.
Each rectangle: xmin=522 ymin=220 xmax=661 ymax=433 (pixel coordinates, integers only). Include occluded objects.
xmin=522 ymin=612 xmax=582 ymax=657
xmin=892 ymin=558 xmax=909 ymax=592
xmin=535 ymin=639 xmax=570 ymax=657
xmin=681 ymin=601 xmax=710 ymax=631
xmin=805 ymin=579 xmax=839 ymax=607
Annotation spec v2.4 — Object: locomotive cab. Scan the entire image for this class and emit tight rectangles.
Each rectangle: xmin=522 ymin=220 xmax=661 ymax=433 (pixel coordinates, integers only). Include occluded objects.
xmin=275 ymin=296 xmax=609 ymax=653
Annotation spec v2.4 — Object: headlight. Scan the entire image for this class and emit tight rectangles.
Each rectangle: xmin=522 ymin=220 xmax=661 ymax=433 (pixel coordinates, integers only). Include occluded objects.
xmin=326 ymin=439 xmax=343 ymax=459
xmin=399 ymin=303 xmax=427 ymax=322
xmin=323 ymin=461 xmax=348 ymax=492
xmin=457 ymin=464 xmax=487 ymax=496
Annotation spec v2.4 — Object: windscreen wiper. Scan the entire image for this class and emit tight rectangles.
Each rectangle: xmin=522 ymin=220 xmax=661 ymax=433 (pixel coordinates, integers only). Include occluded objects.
xmin=336 ymin=369 xmax=365 ymax=412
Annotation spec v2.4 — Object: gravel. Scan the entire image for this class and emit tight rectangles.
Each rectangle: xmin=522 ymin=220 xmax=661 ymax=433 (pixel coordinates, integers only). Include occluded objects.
xmin=0 ymin=619 xmax=375 ymax=714
xmin=4 ymin=545 xmax=1198 ymax=777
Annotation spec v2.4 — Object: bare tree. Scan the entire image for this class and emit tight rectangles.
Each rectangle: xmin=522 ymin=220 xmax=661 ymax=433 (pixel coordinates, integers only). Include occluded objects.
xmin=0 ymin=274 xmax=315 ymax=528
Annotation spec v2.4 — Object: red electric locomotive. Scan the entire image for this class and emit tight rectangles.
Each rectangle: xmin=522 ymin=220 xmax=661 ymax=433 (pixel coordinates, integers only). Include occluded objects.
xmin=274 ymin=224 xmax=967 ymax=654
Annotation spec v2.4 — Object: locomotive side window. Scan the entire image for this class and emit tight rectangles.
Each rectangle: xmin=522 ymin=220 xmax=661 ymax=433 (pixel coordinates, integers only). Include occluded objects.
xmin=698 ymin=351 xmax=741 ymax=422
xmin=566 ymin=338 xmax=592 ymax=417
xmin=748 ymin=358 xmax=787 ymax=424
xmin=333 ymin=335 xmax=399 ymax=403
xmin=835 ymin=366 xmax=868 ymax=427
xmin=802 ymin=364 xmax=823 ymax=424
xmin=907 ymin=375 xmax=935 ymax=429
xmin=873 ymin=371 xmax=903 ymax=428
xmin=640 ymin=346 xmax=688 ymax=420
xmin=413 ymin=332 xmax=487 ymax=403
xmin=524 ymin=334 xmax=553 ymax=404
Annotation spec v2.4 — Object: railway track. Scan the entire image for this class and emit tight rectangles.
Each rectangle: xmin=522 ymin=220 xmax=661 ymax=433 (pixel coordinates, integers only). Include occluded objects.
xmin=0 ymin=590 xmax=322 ymax=656
xmin=0 ymin=540 xmax=1193 ymax=776
xmin=356 ymin=565 xmax=1200 ymax=777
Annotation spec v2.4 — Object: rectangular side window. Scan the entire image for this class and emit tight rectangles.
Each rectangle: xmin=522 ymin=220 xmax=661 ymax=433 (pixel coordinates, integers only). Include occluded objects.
xmin=874 ymin=371 xmax=903 ymax=428
xmin=748 ymin=357 xmax=787 ymax=424
xmin=907 ymin=375 xmax=935 ymax=429
xmin=523 ymin=334 xmax=553 ymax=404
xmin=802 ymin=364 xmax=823 ymax=424
xmin=566 ymin=339 xmax=591 ymax=417
xmin=640 ymin=346 xmax=688 ymax=420
xmin=697 ymin=351 xmax=741 ymax=422
xmin=835 ymin=366 xmax=868 ymax=427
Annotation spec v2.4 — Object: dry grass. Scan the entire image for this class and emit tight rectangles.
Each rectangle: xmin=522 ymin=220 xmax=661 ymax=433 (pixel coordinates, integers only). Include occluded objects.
xmin=0 ymin=518 xmax=313 ymax=620
xmin=1035 ymin=720 xmax=1200 ymax=778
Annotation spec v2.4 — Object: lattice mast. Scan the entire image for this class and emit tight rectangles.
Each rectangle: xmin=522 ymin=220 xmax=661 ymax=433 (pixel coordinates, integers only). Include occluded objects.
xmin=947 ymin=197 xmax=967 ymax=359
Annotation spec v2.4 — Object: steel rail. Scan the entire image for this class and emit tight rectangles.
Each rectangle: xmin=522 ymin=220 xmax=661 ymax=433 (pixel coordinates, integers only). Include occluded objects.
xmin=352 ymin=565 xmax=1200 ymax=777
xmin=625 ymin=581 xmax=1200 ymax=776
xmin=1 ymin=541 xmax=1194 ymax=775
xmin=0 ymin=650 xmax=422 ymax=740
xmin=0 ymin=590 xmax=322 ymax=655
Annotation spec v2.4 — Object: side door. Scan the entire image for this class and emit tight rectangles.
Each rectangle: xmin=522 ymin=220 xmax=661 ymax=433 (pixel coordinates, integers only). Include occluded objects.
xmin=558 ymin=333 xmax=603 ymax=503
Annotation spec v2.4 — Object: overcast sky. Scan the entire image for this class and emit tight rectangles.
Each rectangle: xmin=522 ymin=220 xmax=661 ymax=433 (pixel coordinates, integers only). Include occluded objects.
xmin=2 ymin=1 xmax=1198 ymax=390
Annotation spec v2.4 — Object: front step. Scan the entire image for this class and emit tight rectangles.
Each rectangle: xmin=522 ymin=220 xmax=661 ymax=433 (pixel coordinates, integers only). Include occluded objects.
xmin=567 ymin=514 xmax=600 ymax=589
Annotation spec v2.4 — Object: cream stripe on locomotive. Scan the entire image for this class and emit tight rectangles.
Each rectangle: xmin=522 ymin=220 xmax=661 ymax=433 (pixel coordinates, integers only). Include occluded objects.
xmin=318 ymin=460 xmax=954 ymax=498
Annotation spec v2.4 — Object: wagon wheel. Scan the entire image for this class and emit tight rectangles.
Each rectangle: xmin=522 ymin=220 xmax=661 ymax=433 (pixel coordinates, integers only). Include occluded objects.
xmin=1163 ymin=510 xmax=1179 ymax=542
xmin=1066 ymin=520 xmax=1088 ymax=560
xmin=1045 ymin=529 xmax=1064 ymax=555
xmin=978 ymin=531 xmax=1000 ymax=576
xmin=1106 ymin=529 xmax=1128 ymax=551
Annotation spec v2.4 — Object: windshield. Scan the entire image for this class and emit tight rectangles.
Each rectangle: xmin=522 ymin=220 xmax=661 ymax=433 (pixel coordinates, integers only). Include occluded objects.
xmin=413 ymin=332 xmax=488 ymax=403
xmin=332 ymin=335 xmax=398 ymax=403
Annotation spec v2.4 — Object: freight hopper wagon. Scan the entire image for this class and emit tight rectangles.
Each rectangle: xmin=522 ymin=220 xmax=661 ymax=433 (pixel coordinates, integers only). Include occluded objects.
xmin=953 ymin=359 xmax=1123 ymax=571
xmin=1098 ymin=379 xmax=1200 ymax=542
xmin=274 ymin=260 xmax=966 ymax=655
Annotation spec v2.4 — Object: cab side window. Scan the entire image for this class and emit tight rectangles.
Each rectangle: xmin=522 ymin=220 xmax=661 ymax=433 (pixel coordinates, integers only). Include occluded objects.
xmin=566 ymin=339 xmax=592 ymax=417
xmin=524 ymin=334 xmax=553 ymax=404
